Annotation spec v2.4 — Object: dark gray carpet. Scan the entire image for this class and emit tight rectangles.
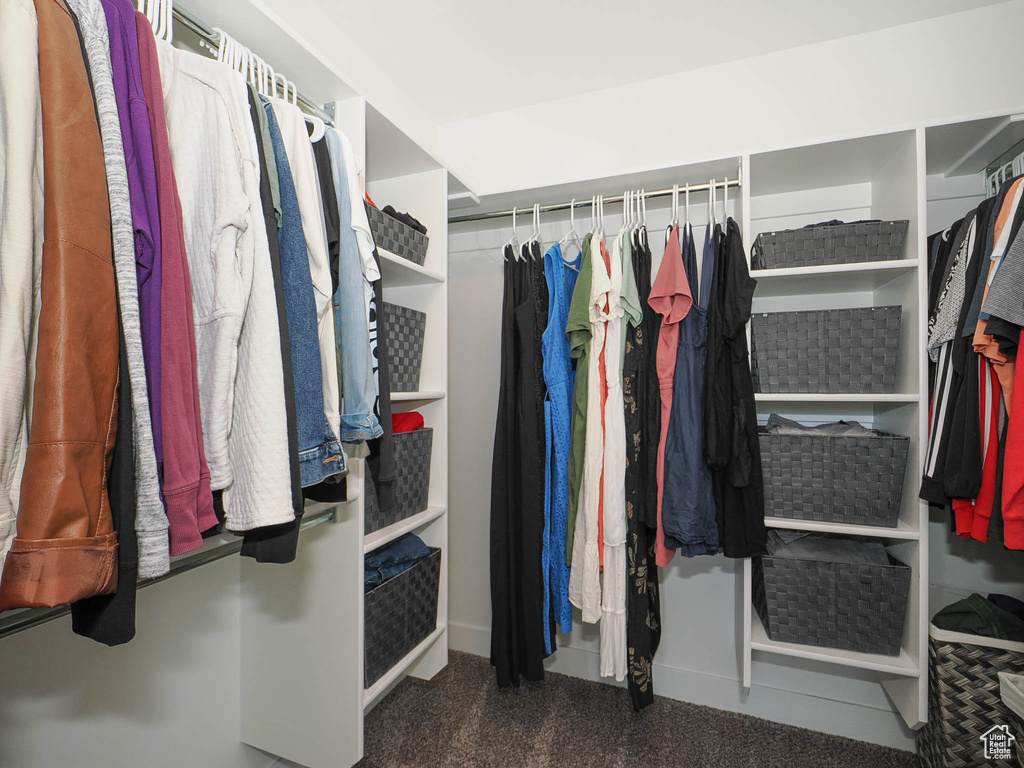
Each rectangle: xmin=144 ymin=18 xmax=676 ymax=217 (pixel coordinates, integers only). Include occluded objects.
xmin=358 ymin=650 xmax=918 ymax=768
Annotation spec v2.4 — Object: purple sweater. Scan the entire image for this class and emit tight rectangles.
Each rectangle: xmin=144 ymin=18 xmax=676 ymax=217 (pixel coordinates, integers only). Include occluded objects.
xmin=101 ymin=0 xmax=163 ymax=469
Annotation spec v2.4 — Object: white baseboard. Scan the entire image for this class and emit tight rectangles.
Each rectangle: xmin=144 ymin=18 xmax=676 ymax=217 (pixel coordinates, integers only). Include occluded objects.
xmin=448 ymin=621 xmax=916 ymax=752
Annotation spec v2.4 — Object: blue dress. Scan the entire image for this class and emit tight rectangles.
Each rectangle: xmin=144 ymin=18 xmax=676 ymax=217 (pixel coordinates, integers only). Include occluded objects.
xmin=662 ymin=225 xmax=719 ymax=556
xmin=542 ymin=242 xmax=581 ymax=643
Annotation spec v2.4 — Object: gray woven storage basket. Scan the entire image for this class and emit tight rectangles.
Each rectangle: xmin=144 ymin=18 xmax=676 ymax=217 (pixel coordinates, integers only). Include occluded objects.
xmin=919 ymin=626 xmax=1024 ymax=768
xmin=759 ymin=431 xmax=909 ymax=526
xmin=366 ymin=204 xmax=429 ymax=266
xmin=364 ymin=428 xmax=433 ymax=534
xmin=752 ymin=550 xmax=910 ymax=655
xmin=751 ymin=220 xmax=909 ymax=270
xmin=751 ymin=306 xmax=901 ymax=393
xmin=364 ymin=547 xmax=441 ymax=688
xmin=384 ymin=302 xmax=426 ymax=392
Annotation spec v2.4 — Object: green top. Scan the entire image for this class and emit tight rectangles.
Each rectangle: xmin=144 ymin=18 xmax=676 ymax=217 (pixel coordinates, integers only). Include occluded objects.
xmin=619 ymin=231 xmax=642 ymax=375
xmin=565 ymin=233 xmax=594 ymax=563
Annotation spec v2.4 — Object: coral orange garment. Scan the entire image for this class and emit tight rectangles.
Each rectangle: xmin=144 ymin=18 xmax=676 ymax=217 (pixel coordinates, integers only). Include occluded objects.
xmin=647 ymin=224 xmax=693 ymax=568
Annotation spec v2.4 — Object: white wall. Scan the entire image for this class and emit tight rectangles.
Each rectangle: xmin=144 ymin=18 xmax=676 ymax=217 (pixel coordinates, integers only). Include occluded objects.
xmin=0 ymin=559 xmax=277 ymax=768
xmin=436 ymin=2 xmax=1024 ymax=198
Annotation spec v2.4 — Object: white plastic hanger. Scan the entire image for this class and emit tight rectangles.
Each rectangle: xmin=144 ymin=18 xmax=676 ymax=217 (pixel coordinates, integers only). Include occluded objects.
xmin=560 ymin=198 xmax=578 ymax=248
xmin=506 ymin=207 xmax=520 ymax=258
xmin=709 ymin=179 xmax=717 ymax=231
xmin=723 ymin=177 xmax=729 ymax=224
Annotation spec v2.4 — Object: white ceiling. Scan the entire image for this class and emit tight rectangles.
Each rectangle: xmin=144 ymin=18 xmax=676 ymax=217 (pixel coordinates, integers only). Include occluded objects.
xmin=311 ymin=0 xmax=1004 ymax=123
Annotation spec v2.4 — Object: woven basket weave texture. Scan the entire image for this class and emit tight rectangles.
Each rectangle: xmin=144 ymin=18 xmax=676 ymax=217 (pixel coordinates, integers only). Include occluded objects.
xmin=918 ymin=629 xmax=1024 ymax=767
xmin=760 ymin=432 xmax=909 ymax=526
xmin=753 ymin=553 xmax=910 ymax=655
xmin=366 ymin=204 xmax=429 ymax=265
xmin=364 ymin=428 xmax=433 ymax=534
xmin=752 ymin=220 xmax=909 ymax=269
xmin=751 ymin=306 xmax=901 ymax=393
xmin=384 ymin=302 xmax=426 ymax=392
xmin=364 ymin=547 xmax=441 ymax=688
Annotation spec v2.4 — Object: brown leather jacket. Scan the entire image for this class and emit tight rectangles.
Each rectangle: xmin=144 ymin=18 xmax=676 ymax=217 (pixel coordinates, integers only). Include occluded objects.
xmin=0 ymin=0 xmax=120 ymax=609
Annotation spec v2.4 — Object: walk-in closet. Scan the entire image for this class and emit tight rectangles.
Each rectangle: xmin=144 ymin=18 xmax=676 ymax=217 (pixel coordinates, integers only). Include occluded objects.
xmin=2 ymin=2 xmax=1024 ymax=767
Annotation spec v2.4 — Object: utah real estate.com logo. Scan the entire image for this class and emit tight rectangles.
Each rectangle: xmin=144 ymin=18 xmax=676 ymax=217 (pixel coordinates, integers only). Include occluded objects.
xmin=981 ymin=724 xmax=1017 ymax=761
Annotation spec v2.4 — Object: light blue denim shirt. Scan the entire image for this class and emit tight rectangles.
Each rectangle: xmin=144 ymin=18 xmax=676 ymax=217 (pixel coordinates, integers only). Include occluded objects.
xmin=326 ymin=128 xmax=383 ymax=441
xmin=263 ymin=101 xmax=347 ymax=484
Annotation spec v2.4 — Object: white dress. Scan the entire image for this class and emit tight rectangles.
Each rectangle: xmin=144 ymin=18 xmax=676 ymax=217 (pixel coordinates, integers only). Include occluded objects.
xmin=568 ymin=233 xmax=606 ymax=624
xmin=598 ymin=233 xmax=627 ymax=681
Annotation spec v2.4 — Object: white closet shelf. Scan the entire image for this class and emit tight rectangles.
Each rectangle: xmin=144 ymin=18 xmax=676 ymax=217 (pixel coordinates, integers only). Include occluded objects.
xmin=364 ymin=506 xmax=446 ymax=554
xmin=378 ymin=247 xmax=445 ymax=287
xmin=751 ymin=259 xmax=919 ymax=298
xmin=390 ymin=391 xmax=447 ymax=403
xmin=754 ymin=393 xmax=920 ymax=404
xmin=750 ymin=611 xmax=919 ymax=677
xmin=363 ymin=622 xmax=447 ymax=709
xmin=765 ymin=516 xmax=920 ymax=540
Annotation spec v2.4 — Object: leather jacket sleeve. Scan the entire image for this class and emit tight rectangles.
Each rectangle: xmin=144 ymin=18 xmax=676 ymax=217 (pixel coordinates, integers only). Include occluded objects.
xmin=0 ymin=0 xmax=120 ymax=609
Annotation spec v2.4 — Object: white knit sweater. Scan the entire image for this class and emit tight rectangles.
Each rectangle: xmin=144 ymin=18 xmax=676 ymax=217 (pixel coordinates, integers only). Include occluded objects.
xmin=158 ymin=44 xmax=294 ymax=531
xmin=0 ymin=0 xmax=43 ymax=571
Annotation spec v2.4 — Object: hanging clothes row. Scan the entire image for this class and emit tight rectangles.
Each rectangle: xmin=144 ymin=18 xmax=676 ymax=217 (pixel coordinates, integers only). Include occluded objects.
xmin=922 ymin=173 xmax=1024 ymax=550
xmin=0 ymin=0 xmax=396 ymax=646
xmin=490 ymin=185 xmax=766 ymax=710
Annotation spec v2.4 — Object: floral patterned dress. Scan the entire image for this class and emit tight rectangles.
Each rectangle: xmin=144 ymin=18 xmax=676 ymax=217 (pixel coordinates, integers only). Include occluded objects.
xmin=623 ymin=226 xmax=662 ymax=710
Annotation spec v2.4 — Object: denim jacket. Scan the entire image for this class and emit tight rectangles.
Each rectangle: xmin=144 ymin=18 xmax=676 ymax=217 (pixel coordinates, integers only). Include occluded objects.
xmin=326 ymin=128 xmax=383 ymax=441
xmin=263 ymin=101 xmax=346 ymax=485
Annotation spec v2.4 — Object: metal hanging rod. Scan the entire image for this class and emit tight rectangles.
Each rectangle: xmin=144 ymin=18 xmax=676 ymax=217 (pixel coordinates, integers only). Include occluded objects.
xmin=448 ymin=169 xmax=742 ymax=224
xmin=171 ymin=5 xmax=335 ymax=127
xmin=0 ymin=505 xmax=339 ymax=640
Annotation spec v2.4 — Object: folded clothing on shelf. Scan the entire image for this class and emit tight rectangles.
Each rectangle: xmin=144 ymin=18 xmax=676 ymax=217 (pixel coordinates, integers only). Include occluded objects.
xmin=364 ymin=533 xmax=433 ymax=592
xmin=933 ymin=593 xmax=1024 ymax=642
xmin=764 ymin=413 xmax=879 ymax=437
xmin=382 ymin=204 xmax=427 ymax=235
xmin=392 ymin=411 xmax=425 ymax=433
xmin=766 ymin=531 xmax=890 ymax=565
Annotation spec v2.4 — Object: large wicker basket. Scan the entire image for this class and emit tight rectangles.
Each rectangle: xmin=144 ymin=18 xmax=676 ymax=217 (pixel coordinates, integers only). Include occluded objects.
xmin=364 ymin=547 xmax=441 ymax=688
xmin=751 ymin=306 xmax=901 ymax=393
xmin=384 ymin=302 xmax=426 ymax=392
xmin=919 ymin=626 xmax=1024 ymax=767
xmin=753 ymin=550 xmax=910 ymax=655
xmin=364 ymin=428 xmax=433 ymax=534
xmin=752 ymin=220 xmax=909 ymax=270
xmin=759 ymin=431 xmax=909 ymax=527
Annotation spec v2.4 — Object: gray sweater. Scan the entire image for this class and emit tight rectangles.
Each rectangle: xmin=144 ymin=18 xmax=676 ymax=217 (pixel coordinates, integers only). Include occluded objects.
xmin=62 ymin=0 xmax=169 ymax=578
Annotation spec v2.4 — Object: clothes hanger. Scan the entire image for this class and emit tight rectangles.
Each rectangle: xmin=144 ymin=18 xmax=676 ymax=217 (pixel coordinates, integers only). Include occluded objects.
xmin=559 ymin=199 xmax=581 ymax=267
xmin=723 ymin=177 xmax=729 ymax=225
xmin=506 ymin=206 xmax=520 ymax=259
xmin=559 ymin=198 xmax=577 ymax=247
xmin=709 ymin=179 xmax=716 ymax=231
xmin=639 ymin=188 xmax=650 ymax=250
xmin=152 ymin=0 xmax=163 ymax=40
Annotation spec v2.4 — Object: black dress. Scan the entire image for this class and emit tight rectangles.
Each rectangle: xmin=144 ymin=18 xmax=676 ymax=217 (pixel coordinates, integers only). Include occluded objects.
xmin=624 ymin=227 xmax=662 ymax=710
xmin=490 ymin=244 xmax=549 ymax=687
xmin=703 ymin=219 xmax=766 ymax=558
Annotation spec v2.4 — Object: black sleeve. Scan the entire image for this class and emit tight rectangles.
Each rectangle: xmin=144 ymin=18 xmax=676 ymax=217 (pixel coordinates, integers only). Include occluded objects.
xmin=71 ymin=307 xmax=138 ymax=645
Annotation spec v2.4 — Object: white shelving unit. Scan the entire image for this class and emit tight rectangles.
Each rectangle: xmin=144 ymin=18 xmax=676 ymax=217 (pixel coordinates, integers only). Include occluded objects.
xmin=741 ymin=129 xmax=930 ymax=730
xmin=363 ymin=101 xmax=450 ymax=713
xmin=202 ymin=4 xmax=461 ymax=762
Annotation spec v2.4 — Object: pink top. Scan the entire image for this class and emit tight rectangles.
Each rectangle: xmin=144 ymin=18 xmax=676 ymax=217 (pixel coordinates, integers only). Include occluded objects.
xmin=647 ymin=223 xmax=693 ymax=567
xmin=137 ymin=12 xmax=217 ymax=554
